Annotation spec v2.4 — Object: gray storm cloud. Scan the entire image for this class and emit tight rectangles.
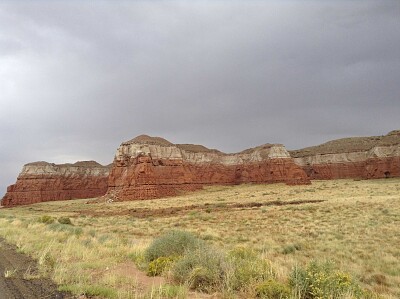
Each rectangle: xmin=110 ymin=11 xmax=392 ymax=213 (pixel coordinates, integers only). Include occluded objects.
xmin=0 ymin=0 xmax=399 ymax=195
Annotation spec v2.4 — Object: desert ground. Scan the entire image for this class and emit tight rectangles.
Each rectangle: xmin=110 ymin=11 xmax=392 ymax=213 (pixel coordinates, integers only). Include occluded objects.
xmin=0 ymin=178 xmax=399 ymax=298
xmin=0 ymin=238 xmax=70 ymax=299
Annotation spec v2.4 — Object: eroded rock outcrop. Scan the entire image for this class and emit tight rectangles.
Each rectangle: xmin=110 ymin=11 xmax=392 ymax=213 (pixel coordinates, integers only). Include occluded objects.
xmin=290 ymin=130 xmax=400 ymax=180
xmin=5 ymin=130 xmax=398 ymax=206
xmin=106 ymin=135 xmax=310 ymax=201
xmin=2 ymin=161 xmax=110 ymax=207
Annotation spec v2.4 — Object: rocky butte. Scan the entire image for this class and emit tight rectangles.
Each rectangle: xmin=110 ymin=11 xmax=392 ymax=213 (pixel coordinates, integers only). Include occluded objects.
xmin=290 ymin=130 xmax=400 ymax=180
xmin=106 ymin=135 xmax=310 ymax=201
xmin=1 ymin=161 xmax=110 ymax=207
xmin=3 ymin=130 xmax=399 ymax=206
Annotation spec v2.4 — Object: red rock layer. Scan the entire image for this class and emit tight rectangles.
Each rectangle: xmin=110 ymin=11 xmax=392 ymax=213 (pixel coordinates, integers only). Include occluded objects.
xmin=291 ymin=130 xmax=400 ymax=180
xmin=2 ymin=162 xmax=110 ymax=207
xmin=302 ymin=157 xmax=400 ymax=180
xmin=107 ymin=151 xmax=310 ymax=201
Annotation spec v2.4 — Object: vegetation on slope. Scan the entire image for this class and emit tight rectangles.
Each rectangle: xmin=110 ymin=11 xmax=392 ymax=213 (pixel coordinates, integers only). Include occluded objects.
xmin=289 ymin=130 xmax=400 ymax=157
xmin=0 ymin=179 xmax=399 ymax=298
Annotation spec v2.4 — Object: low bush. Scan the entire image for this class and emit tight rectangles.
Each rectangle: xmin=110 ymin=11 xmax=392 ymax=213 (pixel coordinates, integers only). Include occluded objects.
xmin=145 ymin=233 xmax=277 ymax=294
xmin=144 ymin=230 xmax=202 ymax=262
xmin=172 ymin=245 xmax=228 ymax=293
xmin=255 ymin=280 xmax=291 ymax=298
xmin=227 ymin=247 xmax=273 ymax=291
xmin=147 ymin=256 xmax=177 ymax=276
xmin=58 ymin=217 xmax=73 ymax=225
xmin=289 ymin=260 xmax=364 ymax=299
xmin=37 ymin=215 xmax=54 ymax=224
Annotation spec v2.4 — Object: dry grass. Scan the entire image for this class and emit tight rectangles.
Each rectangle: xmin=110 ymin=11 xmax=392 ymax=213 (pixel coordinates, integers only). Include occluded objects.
xmin=0 ymin=178 xmax=399 ymax=298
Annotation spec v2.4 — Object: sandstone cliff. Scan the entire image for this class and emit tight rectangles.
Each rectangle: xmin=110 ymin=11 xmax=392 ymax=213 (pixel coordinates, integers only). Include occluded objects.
xmin=107 ymin=135 xmax=310 ymax=201
xmin=2 ymin=161 xmax=110 ymax=207
xmin=290 ymin=130 xmax=400 ymax=180
xmin=4 ymin=131 xmax=399 ymax=206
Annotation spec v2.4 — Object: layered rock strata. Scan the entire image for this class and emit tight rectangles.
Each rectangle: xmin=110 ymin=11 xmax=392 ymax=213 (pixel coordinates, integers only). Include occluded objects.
xmin=290 ymin=130 xmax=400 ymax=180
xmin=2 ymin=161 xmax=110 ymax=207
xmin=107 ymin=135 xmax=310 ymax=201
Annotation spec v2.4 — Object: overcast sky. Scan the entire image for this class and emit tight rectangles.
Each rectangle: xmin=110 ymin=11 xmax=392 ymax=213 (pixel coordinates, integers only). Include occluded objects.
xmin=1 ymin=0 xmax=399 ymax=195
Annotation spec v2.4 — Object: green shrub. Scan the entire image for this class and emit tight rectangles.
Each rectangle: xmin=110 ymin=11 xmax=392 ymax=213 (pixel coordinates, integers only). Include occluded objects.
xmin=147 ymin=256 xmax=177 ymax=276
xmin=228 ymin=247 xmax=272 ymax=291
xmin=58 ymin=217 xmax=73 ymax=225
xmin=255 ymin=280 xmax=291 ymax=298
xmin=37 ymin=215 xmax=54 ymax=224
xmin=290 ymin=261 xmax=364 ymax=299
xmin=145 ymin=230 xmax=202 ymax=262
xmin=172 ymin=245 xmax=228 ymax=293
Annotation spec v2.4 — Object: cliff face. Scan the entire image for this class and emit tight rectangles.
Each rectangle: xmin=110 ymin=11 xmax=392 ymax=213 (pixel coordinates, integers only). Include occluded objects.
xmin=107 ymin=135 xmax=310 ymax=201
xmin=2 ymin=161 xmax=110 ymax=207
xmin=290 ymin=130 xmax=400 ymax=180
xmin=4 ymin=131 xmax=399 ymax=206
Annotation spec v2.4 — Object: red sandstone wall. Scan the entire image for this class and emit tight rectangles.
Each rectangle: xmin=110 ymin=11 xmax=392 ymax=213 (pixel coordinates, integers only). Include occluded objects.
xmin=364 ymin=157 xmax=400 ymax=179
xmin=300 ymin=157 xmax=400 ymax=180
xmin=107 ymin=155 xmax=310 ymax=201
xmin=2 ymin=174 xmax=109 ymax=207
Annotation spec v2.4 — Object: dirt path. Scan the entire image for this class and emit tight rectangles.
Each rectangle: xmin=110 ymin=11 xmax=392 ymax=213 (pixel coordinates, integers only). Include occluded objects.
xmin=0 ymin=238 xmax=211 ymax=299
xmin=0 ymin=238 xmax=71 ymax=299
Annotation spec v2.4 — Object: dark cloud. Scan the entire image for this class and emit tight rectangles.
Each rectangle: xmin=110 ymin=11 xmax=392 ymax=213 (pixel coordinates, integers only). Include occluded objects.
xmin=1 ymin=0 xmax=399 ymax=195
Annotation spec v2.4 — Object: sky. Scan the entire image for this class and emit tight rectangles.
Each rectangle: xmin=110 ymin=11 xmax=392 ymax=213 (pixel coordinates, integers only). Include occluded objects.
xmin=1 ymin=0 xmax=399 ymax=195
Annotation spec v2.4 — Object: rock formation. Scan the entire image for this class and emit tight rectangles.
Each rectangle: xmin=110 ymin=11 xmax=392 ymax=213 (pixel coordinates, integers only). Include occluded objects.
xmin=1 ymin=161 xmax=110 ymax=207
xmin=3 ymin=130 xmax=399 ymax=206
xmin=106 ymin=135 xmax=310 ymax=201
xmin=290 ymin=130 xmax=400 ymax=180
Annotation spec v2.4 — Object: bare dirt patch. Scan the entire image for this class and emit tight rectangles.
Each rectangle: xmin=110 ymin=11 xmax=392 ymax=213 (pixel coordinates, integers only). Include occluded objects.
xmin=0 ymin=238 xmax=72 ymax=299
xmin=111 ymin=262 xmax=165 ymax=292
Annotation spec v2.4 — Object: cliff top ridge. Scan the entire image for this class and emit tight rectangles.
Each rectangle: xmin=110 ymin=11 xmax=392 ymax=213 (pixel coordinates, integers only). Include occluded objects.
xmin=123 ymin=135 xmax=284 ymax=156
xmin=290 ymin=130 xmax=400 ymax=158
xmin=25 ymin=161 xmax=110 ymax=168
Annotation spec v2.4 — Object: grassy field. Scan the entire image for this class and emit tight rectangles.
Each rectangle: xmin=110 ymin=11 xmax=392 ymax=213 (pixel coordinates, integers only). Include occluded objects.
xmin=0 ymin=178 xmax=399 ymax=298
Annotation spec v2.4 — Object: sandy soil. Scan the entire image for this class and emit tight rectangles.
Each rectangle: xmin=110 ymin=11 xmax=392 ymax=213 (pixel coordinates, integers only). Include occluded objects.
xmin=0 ymin=238 xmax=72 ymax=299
